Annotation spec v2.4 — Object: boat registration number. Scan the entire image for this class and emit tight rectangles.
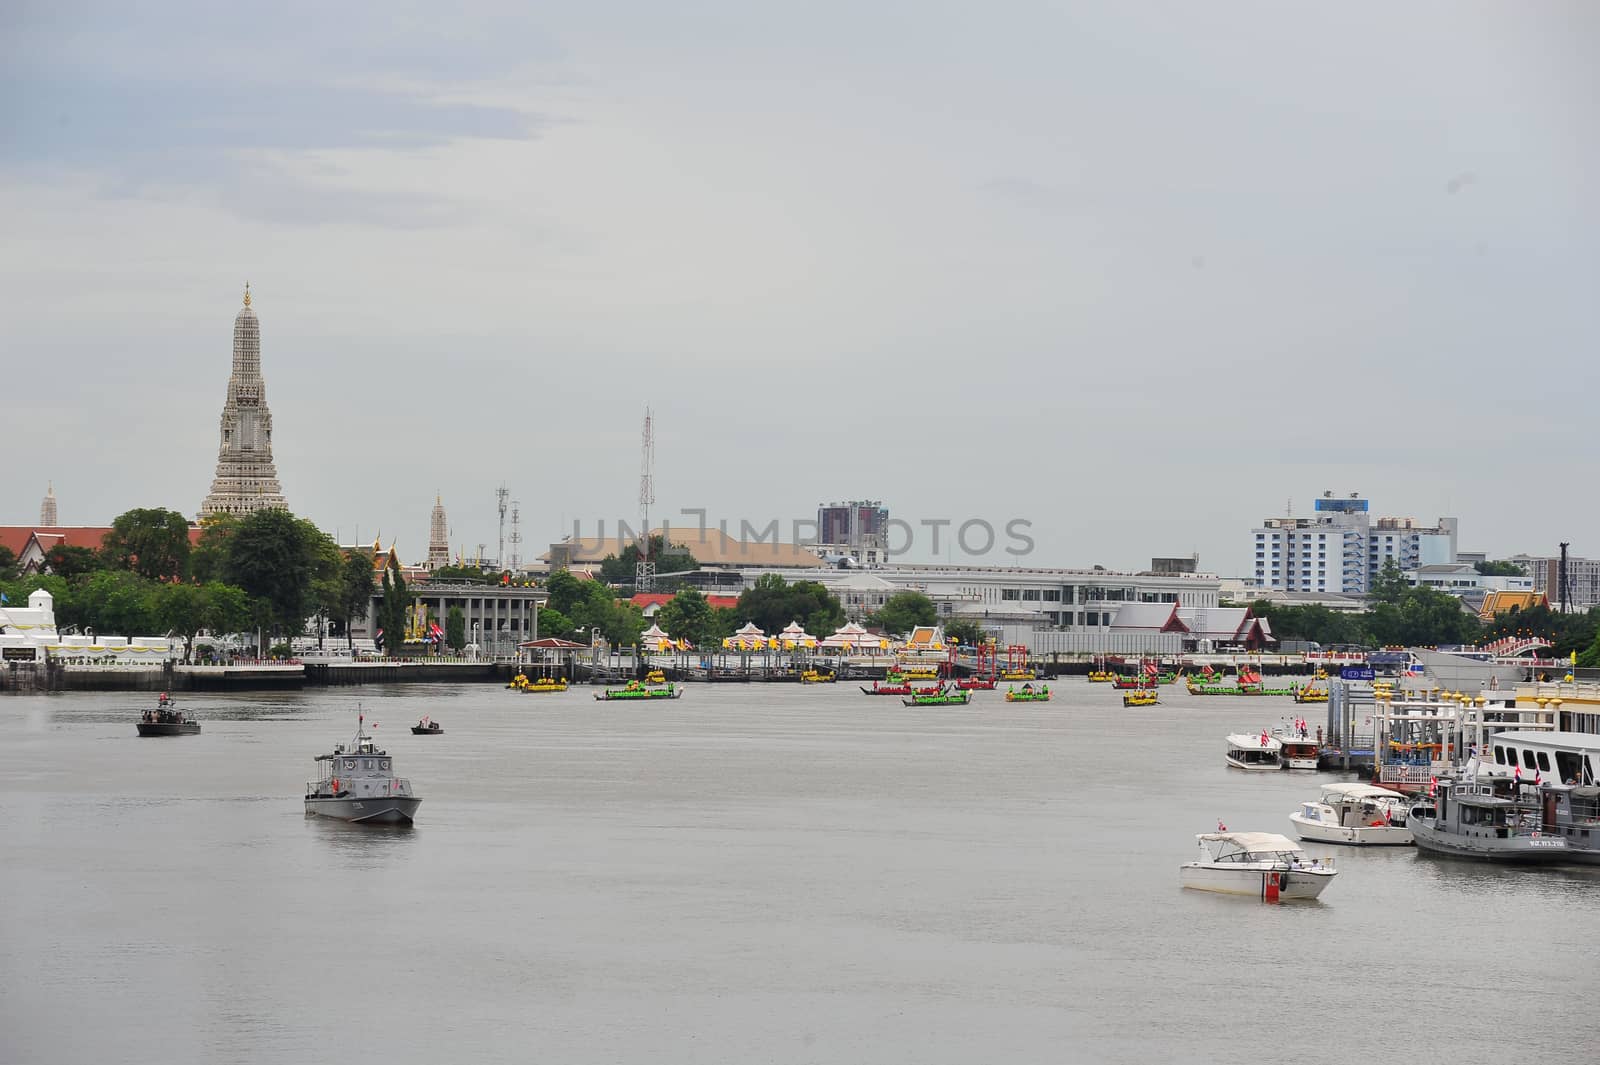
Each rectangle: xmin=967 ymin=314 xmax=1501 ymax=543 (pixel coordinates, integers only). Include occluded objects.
xmin=1529 ymin=839 xmax=1565 ymax=848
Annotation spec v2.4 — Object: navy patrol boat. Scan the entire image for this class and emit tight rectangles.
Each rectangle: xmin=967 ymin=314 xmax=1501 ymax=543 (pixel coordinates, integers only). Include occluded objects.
xmin=137 ymin=694 xmax=200 ymax=736
xmin=304 ymin=712 xmax=421 ymax=824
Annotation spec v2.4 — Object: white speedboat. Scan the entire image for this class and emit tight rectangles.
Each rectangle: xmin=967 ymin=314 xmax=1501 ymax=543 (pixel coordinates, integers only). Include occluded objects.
xmin=1180 ymin=832 xmax=1337 ymax=901
xmin=1290 ymin=783 xmax=1413 ymax=846
xmin=1225 ymin=733 xmax=1282 ymax=771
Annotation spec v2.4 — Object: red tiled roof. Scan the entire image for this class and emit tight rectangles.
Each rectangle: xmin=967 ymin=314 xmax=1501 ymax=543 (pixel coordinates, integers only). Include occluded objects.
xmin=1 ymin=525 xmax=206 ymax=558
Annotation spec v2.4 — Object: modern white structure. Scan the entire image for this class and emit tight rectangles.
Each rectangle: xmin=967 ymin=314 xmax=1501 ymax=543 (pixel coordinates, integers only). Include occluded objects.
xmin=200 ymin=284 xmax=287 ymax=518
xmin=1250 ymin=491 xmax=1457 ymax=595
xmin=0 ymin=589 xmax=175 ymax=663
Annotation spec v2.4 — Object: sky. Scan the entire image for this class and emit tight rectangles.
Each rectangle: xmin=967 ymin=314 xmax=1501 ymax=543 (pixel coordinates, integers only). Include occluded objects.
xmin=2 ymin=1 xmax=1595 ymax=576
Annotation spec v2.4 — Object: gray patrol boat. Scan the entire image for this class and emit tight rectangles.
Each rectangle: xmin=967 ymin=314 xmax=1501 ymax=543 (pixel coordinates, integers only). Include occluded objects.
xmin=1406 ymin=779 xmax=1568 ymax=864
xmin=304 ymin=713 xmax=421 ymax=825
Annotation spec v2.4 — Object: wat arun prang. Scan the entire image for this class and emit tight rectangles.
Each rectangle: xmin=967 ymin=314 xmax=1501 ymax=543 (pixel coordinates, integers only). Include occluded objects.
xmin=199 ymin=284 xmax=287 ymax=518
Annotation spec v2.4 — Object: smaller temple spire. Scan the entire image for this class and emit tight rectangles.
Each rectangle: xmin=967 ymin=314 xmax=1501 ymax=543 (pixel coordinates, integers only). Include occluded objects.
xmin=243 ymin=281 xmax=251 ymax=307
xmin=40 ymin=482 xmax=58 ymax=527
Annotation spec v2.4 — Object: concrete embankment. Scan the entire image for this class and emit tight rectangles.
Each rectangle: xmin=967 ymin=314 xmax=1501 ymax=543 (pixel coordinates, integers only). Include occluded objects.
xmin=304 ymin=661 xmax=498 ymax=685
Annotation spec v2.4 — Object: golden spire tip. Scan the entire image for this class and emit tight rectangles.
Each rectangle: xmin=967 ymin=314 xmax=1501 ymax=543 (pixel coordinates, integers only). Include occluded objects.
xmin=243 ymin=281 xmax=252 ymax=308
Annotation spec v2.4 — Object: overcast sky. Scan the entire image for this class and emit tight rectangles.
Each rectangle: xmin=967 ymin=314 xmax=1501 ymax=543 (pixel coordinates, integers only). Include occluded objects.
xmin=3 ymin=1 xmax=1595 ymax=575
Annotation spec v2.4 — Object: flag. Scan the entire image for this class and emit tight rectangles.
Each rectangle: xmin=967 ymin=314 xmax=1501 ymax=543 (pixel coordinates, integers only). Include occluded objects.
xmin=1143 ymin=661 xmax=1159 ymax=676
xmin=1216 ymin=820 xmax=1227 ymax=831
xmin=374 ymin=628 xmax=383 ymax=645
xmin=1429 ymin=776 xmax=1437 ymax=796
xmin=0 ymin=592 xmax=7 ymax=603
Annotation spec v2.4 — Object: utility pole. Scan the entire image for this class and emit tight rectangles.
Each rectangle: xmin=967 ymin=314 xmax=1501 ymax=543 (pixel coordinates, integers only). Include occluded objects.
xmin=637 ymin=408 xmax=656 ymax=591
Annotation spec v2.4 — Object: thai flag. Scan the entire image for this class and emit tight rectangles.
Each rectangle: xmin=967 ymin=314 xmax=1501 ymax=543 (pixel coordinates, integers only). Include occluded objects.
xmin=429 ymin=622 xmax=445 ymax=644
xmin=1143 ymin=661 xmax=1159 ymax=676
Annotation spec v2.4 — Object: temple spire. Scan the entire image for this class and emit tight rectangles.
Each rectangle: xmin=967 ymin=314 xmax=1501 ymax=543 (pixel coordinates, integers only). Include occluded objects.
xmin=243 ymin=281 xmax=251 ymax=307
xmin=200 ymin=286 xmax=285 ymax=518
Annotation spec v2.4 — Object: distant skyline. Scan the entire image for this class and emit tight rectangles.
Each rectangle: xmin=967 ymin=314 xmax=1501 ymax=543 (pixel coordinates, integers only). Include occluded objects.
xmin=3 ymin=2 xmax=1595 ymax=575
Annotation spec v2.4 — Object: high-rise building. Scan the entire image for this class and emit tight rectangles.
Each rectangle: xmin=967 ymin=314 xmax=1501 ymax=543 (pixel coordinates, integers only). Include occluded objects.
xmin=1509 ymin=553 xmax=1600 ymax=612
xmin=200 ymin=285 xmax=287 ymax=518
xmin=815 ymin=500 xmax=889 ymax=563
xmin=39 ymin=483 xmax=57 ymax=527
xmin=1249 ymin=492 xmax=1457 ymax=595
xmin=428 ymin=495 xmax=449 ymax=569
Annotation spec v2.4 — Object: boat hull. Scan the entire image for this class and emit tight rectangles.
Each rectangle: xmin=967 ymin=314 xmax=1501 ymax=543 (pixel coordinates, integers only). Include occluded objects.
xmin=136 ymin=722 xmax=201 ymax=736
xmin=1290 ymin=816 xmax=1413 ymax=846
xmin=1407 ymin=819 xmax=1571 ymax=863
xmin=304 ymin=796 xmax=422 ymax=824
xmin=1179 ymin=864 xmax=1334 ymax=900
xmin=593 ymin=688 xmax=683 ymax=700
xmin=410 ymin=727 xmax=443 ymax=735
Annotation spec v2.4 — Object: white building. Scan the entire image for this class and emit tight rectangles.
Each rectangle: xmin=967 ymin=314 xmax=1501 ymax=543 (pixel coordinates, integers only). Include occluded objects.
xmin=1250 ymin=491 xmax=1457 ymax=595
xmin=730 ymin=562 xmax=1221 ymax=636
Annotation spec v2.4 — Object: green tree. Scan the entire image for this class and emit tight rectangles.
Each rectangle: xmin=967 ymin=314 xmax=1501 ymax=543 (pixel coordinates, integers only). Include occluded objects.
xmin=44 ymin=544 xmax=103 ymax=580
xmin=225 ymin=509 xmax=316 ymax=637
xmin=0 ymin=545 xmax=17 ymax=581
xmin=75 ymin=570 xmax=161 ymax=636
xmin=188 ymin=515 xmax=239 ymax=583
xmin=155 ymin=582 xmax=207 ymax=660
xmin=943 ymin=617 xmax=988 ymax=647
xmin=446 ymin=605 xmax=466 ymax=652
xmin=1475 ymin=560 xmax=1527 ymax=577
xmin=203 ymin=582 xmax=251 ymax=641
xmin=545 ymin=569 xmax=587 ymax=614
xmin=657 ymin=588 xmax=715 ymax=647
xmin=101 ymin=507 xmax=193 ymax=580
xmin=1369 ymin=559 xmax=1410 ymax=606
xmin=537 ymin=607 xmax=574 ymax=641
xmin=872 ymin=591 xmax=937 ymax=636
xmin=306 ymin=533 xmax=346 ymax=649
xmin=378 ymin=561 xmax=413 ymax=656
xmin=734 ymin=574 xmax=844 ymax=636
xmin=708 ymin=606 xmax=741 ymax=642
xmin=337 ymin=553 xmax=376 ymax=648
xmin=598 ymin=536 xmax=697 ymax=583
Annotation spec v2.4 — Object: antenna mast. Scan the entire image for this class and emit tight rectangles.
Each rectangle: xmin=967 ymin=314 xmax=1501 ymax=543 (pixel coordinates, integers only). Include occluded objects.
xmin=496 ymin=484 xmax=509 ymax=571
xmin=509 ymin=500 xmax=523 ymax=573
xmin=1559 ymin=542 xmax=1571 ymax=614
xmin=637 ymin=408 xmax=656 ymax=591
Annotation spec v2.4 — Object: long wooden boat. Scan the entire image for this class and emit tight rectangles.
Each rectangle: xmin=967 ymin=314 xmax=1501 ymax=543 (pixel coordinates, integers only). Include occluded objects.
xmin=901 ymin=690 xmax=973 ymax=706
xmin=1004 ymin=687 xmax=1052 ymax=703
xmin=860 ymin=682 xmax=912 ymax=695
xmin=954 ymin=677 xmax=995 ymax=690
xmin=594 ymin=683 xmax=683 ymax=701
xmin=1122 ymin=690 xmax=1159 ymax=707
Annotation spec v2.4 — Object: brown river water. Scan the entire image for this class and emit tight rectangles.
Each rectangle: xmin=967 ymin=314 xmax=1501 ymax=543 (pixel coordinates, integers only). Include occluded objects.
xmin=2 ymin=682 xmax=1596 ymax=1064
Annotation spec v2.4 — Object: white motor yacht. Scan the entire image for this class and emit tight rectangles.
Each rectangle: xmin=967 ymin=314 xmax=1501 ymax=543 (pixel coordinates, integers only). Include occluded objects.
xmin=1180 ymin=832 xmax=1337 ymax=901
xmin=1290 ymin=783 xmax=1413 ymax=846
xmin=1225 ymin=733 xmax=1282 ymax=771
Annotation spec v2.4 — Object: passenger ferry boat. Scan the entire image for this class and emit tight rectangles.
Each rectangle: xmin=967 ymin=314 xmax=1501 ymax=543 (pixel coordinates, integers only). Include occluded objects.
xmin=1179 ymin=832 xmax=1337 ymax=901
xmin=1290 ymin=783 xmax=1413 ymax=846
xmin=1225 ymin=732 xmax=1282 ymax=770
xmin=1279 ymin=732 xmax=1319 ymax=770
xmin=304 ymin=714 xmax=421 ymax=825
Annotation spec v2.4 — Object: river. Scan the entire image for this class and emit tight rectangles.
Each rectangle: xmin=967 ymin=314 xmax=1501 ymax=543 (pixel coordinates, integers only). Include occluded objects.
xmin=2 ymin=682 xmax=1596 ymax=1064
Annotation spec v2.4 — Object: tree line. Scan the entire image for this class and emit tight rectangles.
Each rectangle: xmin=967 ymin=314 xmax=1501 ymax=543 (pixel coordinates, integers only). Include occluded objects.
xmin=0 ymin=507 xmax=375 ymax=659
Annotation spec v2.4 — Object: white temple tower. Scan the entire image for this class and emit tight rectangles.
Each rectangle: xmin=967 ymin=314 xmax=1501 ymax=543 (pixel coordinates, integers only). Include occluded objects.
xmin=427 ymin=495 xmax=449 ymax=569
xmin=200 ymin=284 xmax=287 ymax=518
xmin=39 ymin=483 xmax=58 ymax=527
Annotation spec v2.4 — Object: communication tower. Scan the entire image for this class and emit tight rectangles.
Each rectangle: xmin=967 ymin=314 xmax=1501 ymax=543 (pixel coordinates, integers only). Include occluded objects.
xmin=496 ymin=484 xmax=509 ymax=570
xmin=637 ymin=408 xmax=656 ymax=591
